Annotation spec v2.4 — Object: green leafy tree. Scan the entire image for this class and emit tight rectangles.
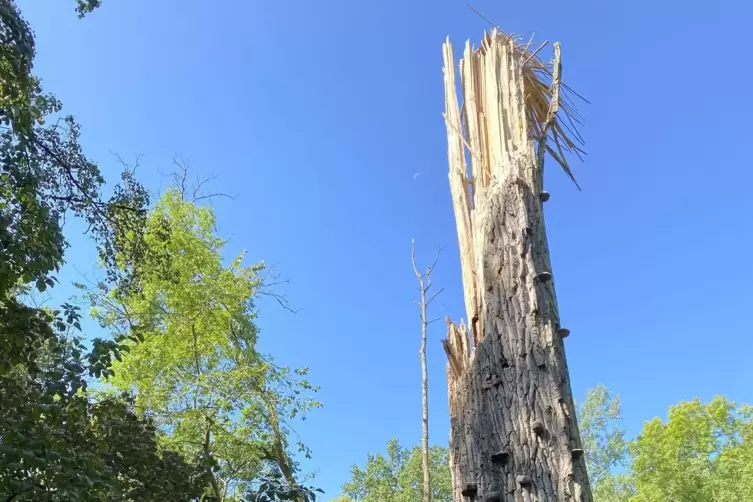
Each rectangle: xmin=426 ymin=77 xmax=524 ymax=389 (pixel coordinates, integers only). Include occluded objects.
xmin=631 ymin=396 xmax=753 ymax=502
xmin=1 ymin=1 xmax=211 ymax=499
xmin=0 ymin=309 xmax=205 ymax=501
xmin=0 ymin=0 xmax=148 ymax=374
xmin=245 ymin=472 xmax=324 ymax=502
xmin=577 ymin=385 xmax=633 ymax=501
xmin=341 ymin=439 xmax=451 ymax=502
xmin=82 ymin=189 xmax=321 ymax=501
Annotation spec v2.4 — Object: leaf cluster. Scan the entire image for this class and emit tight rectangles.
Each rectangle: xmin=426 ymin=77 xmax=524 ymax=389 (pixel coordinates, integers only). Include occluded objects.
xmin=0 ymin=307 xmax=207 ymax=500
xmin=0 ymin=2 xmax=210 ymax=500
xmin=341 ymin=439 xmax=451 ymax=502
xmin=576 ymin=387 xmax=753 ymax=502
xmin=245 ymin=471 xmax=324 ymax=502
xmin=82 ymin=190 xmax=322 ymax=500
xmin=631 ymin=397 xmax=753 ymax=502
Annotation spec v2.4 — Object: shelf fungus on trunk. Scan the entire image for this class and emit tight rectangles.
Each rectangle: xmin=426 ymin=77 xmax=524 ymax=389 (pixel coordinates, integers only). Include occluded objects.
xmin=441 ymin=29 xmax=591 ymax=502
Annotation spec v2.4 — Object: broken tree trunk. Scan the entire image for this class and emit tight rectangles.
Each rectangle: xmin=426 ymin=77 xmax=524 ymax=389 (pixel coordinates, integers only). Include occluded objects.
xmin=441 ymin=30 xmax=592 ymax=502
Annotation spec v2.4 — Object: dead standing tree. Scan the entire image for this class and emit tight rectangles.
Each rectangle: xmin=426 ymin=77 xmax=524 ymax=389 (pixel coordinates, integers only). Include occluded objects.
xmin=441 ymin=29 xmax=592 ymax=502
xmin=412 ymin=240 xmax=444 ymax=502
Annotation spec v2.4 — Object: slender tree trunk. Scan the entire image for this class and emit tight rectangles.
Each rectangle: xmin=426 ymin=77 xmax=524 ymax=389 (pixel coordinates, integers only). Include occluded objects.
xmin=203 ymin=422 xmax=222 ymax=501
xmin=263 ymin=393 xmax=306 ymax=502
xmin=420 ymin=288 xmax=431 ymax=502
xmin=413 ymin=241 xmax=443 ymax=502
xmin=441 ymin=32 xmax=592 ymax=502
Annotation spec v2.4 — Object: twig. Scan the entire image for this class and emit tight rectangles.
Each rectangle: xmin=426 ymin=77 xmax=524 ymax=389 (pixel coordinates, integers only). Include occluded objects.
xmin=427 ymin=288 xmax=445 ymax=306
xmin=258 ymin=291 xmax=300 ymax=314
xmin=172 ymin=155 xmax=190 ymax=200
xmin=523 ymin=32 xmax=537 ymax=55
xmin=169 ymin=155 xmax=237 ymax=203
xmin=33 ymin=136 xmax=143 ymax=225
xmin=193 ymin=174 xmax=219 ymax=199
xmin=522 ymin=40 xmax=550 ymax=66
xmin=194 ymin=192 xmax=236 ymax=202
xmin=467 ymin=4 xmax=502 ymax=32
xmin=259 ymin=266 xmax=300 ymax=314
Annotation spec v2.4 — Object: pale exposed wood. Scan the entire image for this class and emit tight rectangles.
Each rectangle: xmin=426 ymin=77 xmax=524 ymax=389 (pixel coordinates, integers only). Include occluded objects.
xmin=443 ymin=39 xmax=479 ymax=346
xmin=537 ymin=42 xmax=562 ymax=194
xmin=441 ymin=30 xmax=592 ymax=502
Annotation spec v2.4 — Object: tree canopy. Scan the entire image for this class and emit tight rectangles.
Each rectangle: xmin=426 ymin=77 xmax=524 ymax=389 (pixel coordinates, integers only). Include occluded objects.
xmin=0 ymin=2 xmax=321 ymax=500
xmin=0 ymin=1 xmax=206 ymax=499
xmin=2 ymin=2 xmax=751 ymax=502
xmin=576 ymin=385 xmax=634 ymax=502
xmin=575 ymin=387 xmax=753 ymax=502
xmin=631 ymin=396 xmax=753 ymax=502
xmin=338 ymin=439 xmax=451 ymax=502
xmin=81 ymin=188 xmax=322 ymax=500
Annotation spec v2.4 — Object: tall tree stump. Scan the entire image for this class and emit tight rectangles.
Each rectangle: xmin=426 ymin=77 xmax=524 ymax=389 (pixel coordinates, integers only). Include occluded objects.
xmin=441 ymin=30 xmax=592 ymax=502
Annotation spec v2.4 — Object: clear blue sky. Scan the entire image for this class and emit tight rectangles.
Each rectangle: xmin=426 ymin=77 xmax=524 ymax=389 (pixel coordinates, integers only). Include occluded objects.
xmin=20 ymin=0 xmax=753 ymax=497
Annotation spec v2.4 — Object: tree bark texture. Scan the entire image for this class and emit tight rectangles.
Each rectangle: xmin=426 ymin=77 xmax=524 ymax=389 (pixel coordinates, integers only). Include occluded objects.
xmin=421 ymin=292 xmax=432 ymax=502
xmin=441 ymin=32 xmax=592 ymax=502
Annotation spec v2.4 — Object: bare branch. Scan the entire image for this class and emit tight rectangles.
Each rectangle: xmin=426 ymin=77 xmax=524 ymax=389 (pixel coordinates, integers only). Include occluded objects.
xmin=258 ymin=265 xmax=300 ymax=314
xmin=165 ymin=155 xmax=238 ymax=203
xmin=523 ymin=31 xmax=537 ymax=54
xmin=47 ymin=194 xmax=141 ymax=213
xmin=257 ymin=290 xmax=300 ymax=314
xmin=428 ymin=245 xmax=446 ymax=275
xmin=262 ymin=278 xmax=291 ymax=289
xmin=32 ymin=138 xmax=144 ymax=227
xmin=411 ymin=239 xmax=422 ymax=281
xmin=192 ymin=174 xmax=219 ymax=199
xmin=522 ymin=40 xmax=550 ymax=66
xmin=111 ymin=151 xmax=144 ymax=173
xmin=427 ymin=287 xmax=445 ymax=306
xmin=467 ymin=4 xmax=502 ymax=32
xmin=171 ymin=155 xmax=190 ymax=200
xmin=193 ymin=192 xmax=236 ymax=203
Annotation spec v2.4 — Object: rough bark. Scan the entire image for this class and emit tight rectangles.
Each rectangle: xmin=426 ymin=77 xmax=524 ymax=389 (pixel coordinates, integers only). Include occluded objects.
xmin=441 ymin=32 xmax=592 ymax=502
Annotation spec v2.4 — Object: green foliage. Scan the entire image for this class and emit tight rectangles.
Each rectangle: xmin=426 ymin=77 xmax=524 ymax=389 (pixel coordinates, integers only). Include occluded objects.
xmin=75 ymin=0 xmax=103 ymax=17
xmin=0 ymin=0 xmax=38 ymax=137
xmin=0 ymin=310 xmax=207 ymax=500
xmin=577 ymin=387 xmax=753 ymax=502
xmin=631 ymin=396 xmax=753 ymax=502
xmin=0 ymin=0 xmax=149 ymax=374
xmin=341 ymin=439 xmax=451 ymax=502
xmin=245 ymin=472 xmax=324 ymax=502
xmin=578 ymin=385 xmax=627 ymax=483
xmin=1 ymin=6 xmax=320 ymax=497
xmin=0 ymin=1 xmax=208 ymax=499
xmin=338 ymin=392 xmax=753 ymax=502
xmin=83 ymin=189 xmax=321 ymax=500
xmin=577 ymin=385 xmax=633 ymax=501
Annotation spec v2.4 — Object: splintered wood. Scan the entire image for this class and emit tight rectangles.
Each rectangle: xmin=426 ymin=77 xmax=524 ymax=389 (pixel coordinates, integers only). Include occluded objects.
xmin=442 ymin=30 xmax=592 ymax=502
